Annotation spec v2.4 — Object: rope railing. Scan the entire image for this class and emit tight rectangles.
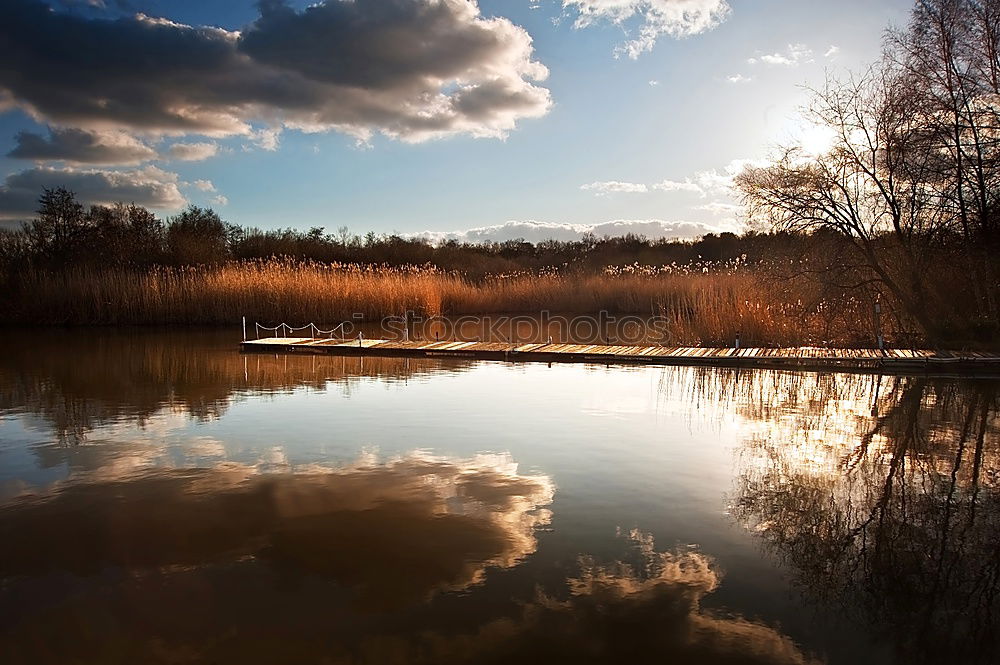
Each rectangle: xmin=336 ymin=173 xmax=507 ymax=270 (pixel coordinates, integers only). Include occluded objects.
xmin=251 ymin=320 xmax=352 ymax=340
xmin=314 ymin=322 xmax=349 ymax=337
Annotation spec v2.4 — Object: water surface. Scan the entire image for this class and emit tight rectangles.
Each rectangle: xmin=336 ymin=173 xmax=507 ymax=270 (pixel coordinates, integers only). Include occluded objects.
xmin=0 ymin=329 xmax=997 ymax=664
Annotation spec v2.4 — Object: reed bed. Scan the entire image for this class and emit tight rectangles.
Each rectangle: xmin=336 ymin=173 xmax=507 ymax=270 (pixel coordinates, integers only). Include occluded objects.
xmin=2 ymin=259 xmax=882 ymax=346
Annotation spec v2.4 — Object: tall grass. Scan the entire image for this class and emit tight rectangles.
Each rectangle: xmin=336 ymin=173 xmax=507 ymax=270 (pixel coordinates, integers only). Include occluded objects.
xmin=2 ymin=259 xmax=885 ymax=346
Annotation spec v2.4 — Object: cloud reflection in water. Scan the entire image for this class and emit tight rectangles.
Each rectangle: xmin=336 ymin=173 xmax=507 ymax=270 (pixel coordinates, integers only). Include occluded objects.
xmin=0 ymin=453 xmax=554 ymax=607
xmin=0 ymin=452 xmax=814 ymax=665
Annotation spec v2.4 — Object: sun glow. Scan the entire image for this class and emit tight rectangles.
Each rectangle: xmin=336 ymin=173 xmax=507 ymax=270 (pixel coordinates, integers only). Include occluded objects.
xmin=780 ymin=114 xmax=837 ymax=157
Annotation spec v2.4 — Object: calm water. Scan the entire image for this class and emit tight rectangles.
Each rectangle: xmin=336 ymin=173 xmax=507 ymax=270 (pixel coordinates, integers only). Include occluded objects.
xmin=0 ymin=329 xmax=997 ymax=664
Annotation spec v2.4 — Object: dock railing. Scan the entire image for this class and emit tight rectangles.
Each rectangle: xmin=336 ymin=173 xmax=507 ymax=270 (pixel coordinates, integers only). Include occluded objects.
xmin=253 ymin=321 xmax=350 ymax=340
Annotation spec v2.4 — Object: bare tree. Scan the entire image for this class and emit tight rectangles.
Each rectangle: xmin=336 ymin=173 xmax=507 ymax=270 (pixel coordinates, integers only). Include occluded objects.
xmin=737 ymin=0 xmax=1000 ymax=345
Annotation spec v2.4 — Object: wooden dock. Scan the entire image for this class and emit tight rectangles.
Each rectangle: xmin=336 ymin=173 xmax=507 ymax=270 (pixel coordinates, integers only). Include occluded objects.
xmin=240 ymin=337 xmax=1000 ymax=374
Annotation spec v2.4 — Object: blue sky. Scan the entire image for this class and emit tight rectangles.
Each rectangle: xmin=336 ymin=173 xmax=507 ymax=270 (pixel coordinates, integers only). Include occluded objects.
xmin=0 ymin=0 xmax=912 ymax=240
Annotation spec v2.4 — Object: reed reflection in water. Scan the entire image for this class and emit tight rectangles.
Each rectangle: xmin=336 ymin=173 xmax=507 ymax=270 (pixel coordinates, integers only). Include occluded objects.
xmin=0 ymin=328 xmax=468 ymax=446
xmin=0 ymin=328 xmax=998 ymax=664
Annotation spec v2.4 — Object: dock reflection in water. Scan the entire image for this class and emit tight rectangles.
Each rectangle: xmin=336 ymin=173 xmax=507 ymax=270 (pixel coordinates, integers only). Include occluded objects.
xmin=0 ymin=329 xmax=997 ymax=664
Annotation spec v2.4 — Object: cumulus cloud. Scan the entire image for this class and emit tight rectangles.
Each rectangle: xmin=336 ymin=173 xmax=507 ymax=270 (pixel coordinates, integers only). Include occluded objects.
xmin=581 ymin=161 xmax=754 ymax=200
xmin=696 ymin=201 xmax=741 ymax=215
xmin=0 ymin=0 xmax=551 ymax=143
xmin=726 ymin=73 xmax=752 ymax=84
xmin=6 ymin=127 xmax=157 ymax=165
xmin=564 ymin=0 xmax=731 ymax=58
xmin=652 ymin=178 xmax=705 ymax=194
xmin=188 ymin=179 xmax=216 ymax=192
xmin=0 ymin=165 xmax=186 ymax=220
xmin=580 ymin=180 xmax=648 ymax=194
xmin=749 ymin=43 xmax=813 ymax=67
xmin=654 ymin=158 xmax=766 ymax=197
xmin=166 ymin=141 xmax=218 ymax=162
xmin=248 ymin=127 xmax=281 ymax=151
xmin=413 ymin=218 xmax=724 ymax=243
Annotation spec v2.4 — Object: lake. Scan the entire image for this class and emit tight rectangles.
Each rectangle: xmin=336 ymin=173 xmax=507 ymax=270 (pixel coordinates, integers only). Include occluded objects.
xmin=0 ymin=329 xmax=996 ymax=664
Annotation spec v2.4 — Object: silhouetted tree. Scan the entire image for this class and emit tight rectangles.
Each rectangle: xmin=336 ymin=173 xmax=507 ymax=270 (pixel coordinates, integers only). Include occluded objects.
xmin=23 ymin=187 xmax=90 ymax=265
xmin=737 ymin=0 xmax=1000 ymax=344
xmin=87 ymin=202 xmax=165 ymax=266
xmin=166 ymin=206 xmax=230 ymax=265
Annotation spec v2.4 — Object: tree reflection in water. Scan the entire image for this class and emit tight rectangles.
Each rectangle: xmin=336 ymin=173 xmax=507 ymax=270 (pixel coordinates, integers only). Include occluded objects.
xmin=683 ymin=369 xmax=1000 ymax=664
xmin=0 ymin=328 xmax=470 ymax=444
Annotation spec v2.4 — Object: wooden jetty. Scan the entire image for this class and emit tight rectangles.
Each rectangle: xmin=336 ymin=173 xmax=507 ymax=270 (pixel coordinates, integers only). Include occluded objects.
xmin=240 ymin=337 xmax=1000 ymax=374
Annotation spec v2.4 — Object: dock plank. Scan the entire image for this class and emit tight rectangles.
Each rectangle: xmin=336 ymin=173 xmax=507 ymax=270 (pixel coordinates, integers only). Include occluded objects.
xmin=242 ymin=338 xmax=1000 ymax=374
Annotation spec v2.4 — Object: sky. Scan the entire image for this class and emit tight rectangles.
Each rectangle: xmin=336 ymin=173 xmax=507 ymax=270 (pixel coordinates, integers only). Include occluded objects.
xmin=0 ymin=0 xmax=913 ymax=241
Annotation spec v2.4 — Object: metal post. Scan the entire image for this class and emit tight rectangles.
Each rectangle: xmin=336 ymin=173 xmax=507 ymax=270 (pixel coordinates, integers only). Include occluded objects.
xmin=735 ymin=331 xmax=741 ymax=350
xmin=242 ymin=316 xmax=246 ymax=341
xmin=874 ymin=301 xmax=884 ymax=350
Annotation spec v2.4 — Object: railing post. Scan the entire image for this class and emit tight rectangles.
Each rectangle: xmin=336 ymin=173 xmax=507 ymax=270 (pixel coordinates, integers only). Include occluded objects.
xmin=874 ymin=301 xmax=884 ymax=350
xmin=242 ymin=316 xmax=246 ymax=341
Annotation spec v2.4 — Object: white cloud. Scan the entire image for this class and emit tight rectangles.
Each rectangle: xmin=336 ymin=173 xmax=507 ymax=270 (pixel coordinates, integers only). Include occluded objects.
xmin=563 ymin=0 xmax=731 ymax=59
xmin=167 ymin=141 xmax=218 ymax=162
xmin=694 ymin=158 xmax=767 ymax=192
xmin=0 ymin=165 xmax=186 ymax=220
xmin=580 ymin=180 xmax=649 ymax=194
xmin=190 ymin=179 xmax=216 ymax=192
xmin=0 ymin=0 xmax=552 ymax=144
xmin=750 ymin=43 xmax=813 ymax=67
xmin=652 ymin=178 xmax=705 ymax=194
xmin=726 ymin=74 xmax=752 ymax=84
xmin=824 ymin=45 xmax=840 ymax=58
xmin=583 ymin=159 xmax=766 ymax=202
xmin=412 ymin=218 xmax=726 ymax=243
xmin=648 ymin=79 xmax=659 ymax=86
xmin=183 ymin=179 xmax=227 ymax=207
xmin=653 ymin=167 xmax=733 ymax=197
xmin=696 ymin=201 xmax=740 ymax=215
xmin=248 ymin=128 xmax=281 ymax=152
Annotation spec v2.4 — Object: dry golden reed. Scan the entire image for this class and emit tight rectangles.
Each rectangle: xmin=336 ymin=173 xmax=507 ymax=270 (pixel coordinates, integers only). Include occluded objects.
xmin=5 ymin=259 xmax=869 ymax=346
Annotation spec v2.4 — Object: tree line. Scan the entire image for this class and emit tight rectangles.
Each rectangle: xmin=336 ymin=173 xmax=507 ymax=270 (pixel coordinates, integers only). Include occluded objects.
xmin=0 ymin=186 xmax=811 ymax=275
xmin=2 ymin=0 xmax=999 ymax=347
